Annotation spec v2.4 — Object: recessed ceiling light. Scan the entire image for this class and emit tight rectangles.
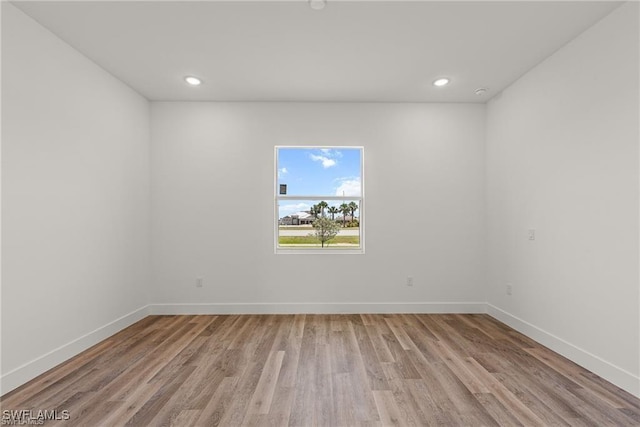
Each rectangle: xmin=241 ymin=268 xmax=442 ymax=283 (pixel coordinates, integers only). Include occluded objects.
xmin=433 ymin=78 xmax=450 ymax=87
xmin=309 ymin=0 xmax=326 ymax=10
xmin=184 ymin=76 xmax=202 ymax=86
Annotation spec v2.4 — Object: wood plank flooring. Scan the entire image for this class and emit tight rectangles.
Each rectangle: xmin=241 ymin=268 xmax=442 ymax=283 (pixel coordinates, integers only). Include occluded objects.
xmin=2 ymin=314 xmax=639 ymax=426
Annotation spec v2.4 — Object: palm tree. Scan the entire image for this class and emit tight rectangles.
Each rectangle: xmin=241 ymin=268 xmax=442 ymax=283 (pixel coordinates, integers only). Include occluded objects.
xmin=310 ymin=205 xmax=320 ymax=219
xmin=339 ymin=203 xmax=350 ymax=227
xmin=348 ymin=201 xmax=358 ymax=221
xmin=327 ymin=206 xmax=338 ymax=221
xmin=317 ymin=201 xmax=328 ymax=218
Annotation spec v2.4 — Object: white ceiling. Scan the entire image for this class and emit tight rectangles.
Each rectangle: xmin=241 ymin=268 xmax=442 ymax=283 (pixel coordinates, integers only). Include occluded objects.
xmin=12 ymin=1 xmax=622 ymax=102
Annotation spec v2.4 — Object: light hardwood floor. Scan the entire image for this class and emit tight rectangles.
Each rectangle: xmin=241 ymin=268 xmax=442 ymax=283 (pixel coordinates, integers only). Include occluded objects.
xmin=2 ymin=314 xmax=639 ymax=426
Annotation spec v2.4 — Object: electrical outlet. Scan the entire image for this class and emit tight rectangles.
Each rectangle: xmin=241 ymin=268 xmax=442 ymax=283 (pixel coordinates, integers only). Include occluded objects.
xmin=406 ymin=276 xmax=414 ymax=287
xmin=196 ymin=277 xmax=203 ymax=288
xmin=528 ymin=229 xmax=536 ymax=241
xmin=506 ymin=284 xmax=512 ymax=296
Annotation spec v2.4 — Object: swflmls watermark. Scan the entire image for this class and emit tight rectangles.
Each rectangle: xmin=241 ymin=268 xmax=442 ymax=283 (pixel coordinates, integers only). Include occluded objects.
xmin=1 ymin=410 xmax=70 ymax=425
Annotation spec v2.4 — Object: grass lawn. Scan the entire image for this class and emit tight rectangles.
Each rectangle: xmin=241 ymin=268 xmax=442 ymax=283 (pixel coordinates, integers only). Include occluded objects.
xmin=278 ymin=235 xmax=360 ymax=245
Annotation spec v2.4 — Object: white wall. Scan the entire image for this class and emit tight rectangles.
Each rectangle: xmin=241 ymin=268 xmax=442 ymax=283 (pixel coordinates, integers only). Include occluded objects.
xmin=486 ymin=2 xmax=639 ymax=395
xmin=150 ymin=102 xmax=486 ymax=312
xmin=1 ymin=4 xmax=150 ymax=394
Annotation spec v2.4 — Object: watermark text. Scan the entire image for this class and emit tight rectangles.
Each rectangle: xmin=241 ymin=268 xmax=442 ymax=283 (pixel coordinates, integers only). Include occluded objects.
xmin=1 ymin=409 xmax=70 ymax=425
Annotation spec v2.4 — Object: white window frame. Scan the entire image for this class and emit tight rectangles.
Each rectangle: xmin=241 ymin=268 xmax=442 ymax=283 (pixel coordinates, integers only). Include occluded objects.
xmin=274 ymin=146 xmax=365 ymax=255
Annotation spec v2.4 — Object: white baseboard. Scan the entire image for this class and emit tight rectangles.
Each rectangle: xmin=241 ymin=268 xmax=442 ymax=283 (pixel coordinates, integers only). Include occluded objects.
xmin=0 ymin=305 xmax=150 ymax=396
xmin=148 ymin=302 xmax=487 ymax=315
xmin=486 ymin=304 xmax=640 ymax=398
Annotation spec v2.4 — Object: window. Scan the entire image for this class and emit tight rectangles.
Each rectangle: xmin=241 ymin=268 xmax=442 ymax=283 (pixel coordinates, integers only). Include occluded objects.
xmin=275 ymin=146 xmax=364 ymax=254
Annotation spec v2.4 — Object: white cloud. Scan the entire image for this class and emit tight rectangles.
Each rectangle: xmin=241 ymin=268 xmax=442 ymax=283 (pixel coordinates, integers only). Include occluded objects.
xmin=335 ymin=178 xmax=361 ymax=197
xmin=281 ymin=167 xmax=288 ymax=174
xmin=310 ymin=154 xmax=337 ymax=168
xmin=322 ymin=158 xmax=337 ymax=168
xmin=277 ymin=167 xmax=288 ymax=178
xmin=320 ymin=148 xmax=343 ymax=157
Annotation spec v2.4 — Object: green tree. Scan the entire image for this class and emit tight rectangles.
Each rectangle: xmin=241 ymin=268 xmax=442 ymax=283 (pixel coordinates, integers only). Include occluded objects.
xmin=311 ymin=217 xmax=340 ymax=248
xmin=317 ymin=201 xmax=328 ymax=218
xmin=348 ymin=201 xmax=358 ymax=221
xmin=327 ymin=206 xmax=338 ymax=220
xmin=339 ymin=203 xmax=350 ymax=227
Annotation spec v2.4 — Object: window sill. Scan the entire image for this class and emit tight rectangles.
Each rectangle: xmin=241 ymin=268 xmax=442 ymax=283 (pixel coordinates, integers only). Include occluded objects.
xmin=275 ymin=247 xmax=365 ymax=255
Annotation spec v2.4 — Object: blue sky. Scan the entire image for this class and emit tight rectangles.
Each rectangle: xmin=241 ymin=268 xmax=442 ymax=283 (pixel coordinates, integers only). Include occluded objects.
xmin=277 ymin=147 xmax=361 ymax=196
xmin=277 ymin=147 xmax=361 ymax=218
